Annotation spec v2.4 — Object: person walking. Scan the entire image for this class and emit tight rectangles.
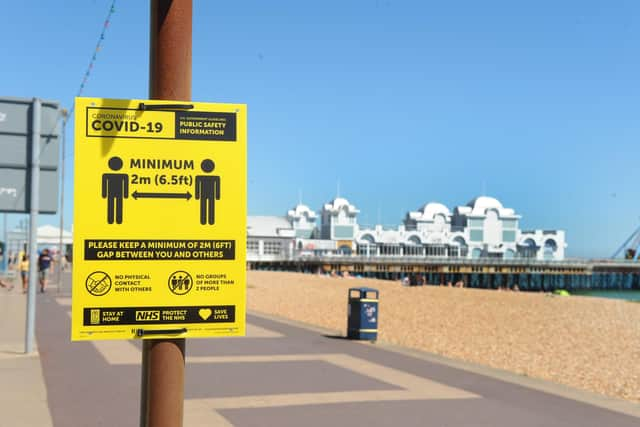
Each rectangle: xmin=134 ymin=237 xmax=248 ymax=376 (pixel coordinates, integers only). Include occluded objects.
xmin=19 ymin=255 xmax=29 ymax=294
xmin=38 ymin=249 xmax=53 ymax=293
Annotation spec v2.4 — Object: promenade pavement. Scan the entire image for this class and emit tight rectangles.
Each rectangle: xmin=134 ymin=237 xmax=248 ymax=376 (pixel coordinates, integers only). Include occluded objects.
xmin=0 ymin=272 xmax=52 ymax=427
xmin=1 ymin=271 xmax=639 ymax=426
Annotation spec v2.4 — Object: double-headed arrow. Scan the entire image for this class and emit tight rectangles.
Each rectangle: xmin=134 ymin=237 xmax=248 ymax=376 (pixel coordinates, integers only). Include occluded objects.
xmin=132 ymin=190 xmax=192 ymax=200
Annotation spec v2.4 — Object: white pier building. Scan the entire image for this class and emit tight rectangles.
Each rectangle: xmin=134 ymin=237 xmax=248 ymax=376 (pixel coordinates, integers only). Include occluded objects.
xmin=247 ymin=196 xmax=566 ymax=263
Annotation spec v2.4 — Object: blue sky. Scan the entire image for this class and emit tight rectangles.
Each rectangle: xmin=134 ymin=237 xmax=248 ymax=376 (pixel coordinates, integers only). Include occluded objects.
xmin=1 ymin=0 xmax=638 ymax=258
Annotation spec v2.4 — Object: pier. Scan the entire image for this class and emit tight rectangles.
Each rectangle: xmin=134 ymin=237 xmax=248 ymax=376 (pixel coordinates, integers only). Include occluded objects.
xmin=248 ymin=256 xmax=640 ymax=291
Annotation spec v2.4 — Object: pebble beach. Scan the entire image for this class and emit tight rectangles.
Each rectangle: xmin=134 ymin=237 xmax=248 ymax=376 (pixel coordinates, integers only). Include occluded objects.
xmin=247 ymin=270 xmax=640 ymax=403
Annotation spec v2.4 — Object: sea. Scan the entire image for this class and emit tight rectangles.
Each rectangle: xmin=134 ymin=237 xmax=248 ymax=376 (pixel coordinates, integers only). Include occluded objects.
xmin=572 ymin=290 xmax=640 ymax=302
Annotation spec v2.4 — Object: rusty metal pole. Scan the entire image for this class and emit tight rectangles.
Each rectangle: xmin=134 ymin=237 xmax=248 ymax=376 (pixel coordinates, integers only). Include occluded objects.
xmin=140 ymin=1 xmax=192 ymax=427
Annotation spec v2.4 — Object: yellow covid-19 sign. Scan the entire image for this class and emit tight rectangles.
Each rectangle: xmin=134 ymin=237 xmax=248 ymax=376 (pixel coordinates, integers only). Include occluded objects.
xmin=72 ymin=97 xmax=246 ymax=341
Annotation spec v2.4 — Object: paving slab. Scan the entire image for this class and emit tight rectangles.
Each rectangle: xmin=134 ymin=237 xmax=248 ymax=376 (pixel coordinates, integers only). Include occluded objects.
xmin=0 ymin=282 xmax=53 ymax=427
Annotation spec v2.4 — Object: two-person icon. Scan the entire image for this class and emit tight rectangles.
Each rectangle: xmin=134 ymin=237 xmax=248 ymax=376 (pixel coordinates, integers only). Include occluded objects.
xmin=102 ymin=157 xmax=220 ymax=225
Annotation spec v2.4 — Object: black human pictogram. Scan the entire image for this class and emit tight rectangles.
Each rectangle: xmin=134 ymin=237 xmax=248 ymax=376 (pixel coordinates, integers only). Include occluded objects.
xmin=195 ymin=159 xmax=220 ymax=225
xmin=102 ymin=156 xmax=129 ymax=224
xmin=168 ymin=271 xmax=193 ymax=295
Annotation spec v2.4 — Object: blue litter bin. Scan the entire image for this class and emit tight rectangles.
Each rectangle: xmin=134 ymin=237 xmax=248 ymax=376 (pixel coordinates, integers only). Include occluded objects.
xmin=347 ymin=287 xmax=378 ymax=341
